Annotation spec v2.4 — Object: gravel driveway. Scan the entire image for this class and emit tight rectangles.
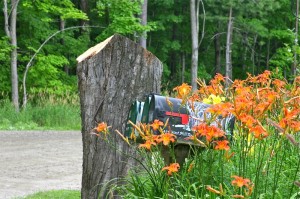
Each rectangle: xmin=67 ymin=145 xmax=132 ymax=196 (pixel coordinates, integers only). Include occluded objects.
xmin=0 ymin=131 xmax=82 ymax=199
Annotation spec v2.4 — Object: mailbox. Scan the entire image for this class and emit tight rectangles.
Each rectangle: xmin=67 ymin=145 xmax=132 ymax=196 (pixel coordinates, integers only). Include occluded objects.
xmin=125 ymin=100 xmax=144 ymax=138
xmin=126 ymin=94 xmax=235 ymax=144
xmin=146 ymin=94 xmax=192 ymax=143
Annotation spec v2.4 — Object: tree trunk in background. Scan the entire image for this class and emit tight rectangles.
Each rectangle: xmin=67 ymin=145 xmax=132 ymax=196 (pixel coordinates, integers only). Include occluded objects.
xmin=77 ymin=34 xmax=162 ymax=199
xmin=80 ymin=0 xmax=88 ymax=26
xmin=182 ymin=53 xmax=185 ymax=83
xmin=170 ymin=23 xmax=178 ymax=77
xmin=266 ymin=38 xmax=270 ymax=70
xmin=139 ymin=0 xmax=148 ymax=48
xmin=293 ymin=0 xmax=299 ymax=76
xmin=190 ymin=0 xmax=199 ymax=91
xmin=214 ymin=25 xmax=221 ymax=74
xmin=242 ymin=33 xmax=248 ymax=71
xmin=225 ymin=6 xmax=233 ymax=86
xmin=59 ymin=17 xmax=69 ymax=75
xmin=4 ymin=0 xmax=20 ymax=111
xmin=251 ymin=34 xmax=257 ymax=74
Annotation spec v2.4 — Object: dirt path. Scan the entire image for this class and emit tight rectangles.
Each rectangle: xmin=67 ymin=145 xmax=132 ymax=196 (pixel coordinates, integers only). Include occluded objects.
xmin=0 ymin=131 xmax=82 ymax=199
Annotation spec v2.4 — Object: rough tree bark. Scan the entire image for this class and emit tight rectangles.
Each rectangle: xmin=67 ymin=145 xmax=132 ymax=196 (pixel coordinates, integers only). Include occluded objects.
xmin=77 ymin=34 xmax=162 ymax=199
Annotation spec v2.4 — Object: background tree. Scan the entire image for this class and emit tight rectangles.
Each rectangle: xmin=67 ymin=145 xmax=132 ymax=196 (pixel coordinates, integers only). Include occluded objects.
xmin=190 ymin=0 xmax=199 ymax=91
xmin=139 ymin=0 xmax=148 ymax=48
xmin=3 ymin=0 xmax=20 ymax=111
xmin=225 ymin=6 xmax=233 ymax=85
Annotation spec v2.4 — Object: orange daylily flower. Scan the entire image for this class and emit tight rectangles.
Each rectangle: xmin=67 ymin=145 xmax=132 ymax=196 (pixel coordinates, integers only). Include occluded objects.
xmin=95 ymin=122 xmax=108 ymax=133
xmin=206 ymin=102 xmax=234 ymax=117
xmin=250 ymin=125 xmax=268 ymax=139
xmin=162 ymin=163 xmax=180 ymax=176
xmin=231 ymin=175 xmax=251 ymax=188
xmin=150 ymin=119 xmax=164 ymax=131
xmin=192 ymin=123 xmax=225 ymax=142
xmin=239 ymin=113 xmax=257 ymax=128
xmin=144 ymin=134 xmax=160 ymax=143
xmin=265 ymin=90 xmax=278 ymax=103
xmin=290 ymin=121 xmax=300 ymax=132
xmin=214 ymin=140 xmax=230 ymax=151
xmin=192 ymin=123 xmax=208 ymax=134
xmin=139 ymin=140 xmax=156 ymax=150
xmin=173 ymin=83 xmax=192 ymax=99
xmin=156 ymin=132 xmax=176 ymax=146
xmin=248 ymin=70 xmax=271 ymax=85
xmin=214 ymin=73 xmax=225 ymax=82
xmin=272 ymin=79 xmax=286 ymax=89
xmin=204 ymin=126 xmax=225 ymax=142
xmin=234 ymin=97 xmax=253 ymax=116
xmin=254 ymin=102 xmax=270 ymax=116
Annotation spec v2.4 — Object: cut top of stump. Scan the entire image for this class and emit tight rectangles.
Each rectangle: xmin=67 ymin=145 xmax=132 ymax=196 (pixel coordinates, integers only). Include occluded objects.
xmin=76 ymin=35 xmax=114 ymax=63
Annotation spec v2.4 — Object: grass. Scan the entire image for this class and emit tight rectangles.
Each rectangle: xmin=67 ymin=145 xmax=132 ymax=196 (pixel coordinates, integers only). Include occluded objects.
xmin=19 ymin=190 xmax=80 ymax=199
xmin=0 ymin=91 xmax=81 ymax=130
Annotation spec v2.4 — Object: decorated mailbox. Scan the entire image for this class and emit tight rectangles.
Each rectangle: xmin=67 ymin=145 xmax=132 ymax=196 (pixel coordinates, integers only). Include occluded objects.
xmin=125 ymin=94 xmax=235 ymax=145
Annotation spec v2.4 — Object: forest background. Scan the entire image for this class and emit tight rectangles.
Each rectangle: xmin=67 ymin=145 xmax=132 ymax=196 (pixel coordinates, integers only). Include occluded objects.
xmin=0 ymin=0 xmax=299 ymax=129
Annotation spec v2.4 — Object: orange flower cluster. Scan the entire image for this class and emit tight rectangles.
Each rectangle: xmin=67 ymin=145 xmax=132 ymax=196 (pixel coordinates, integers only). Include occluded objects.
xmin=139 ymin=132 xmax=176 ymax=150
xmin=278 ymin=107 xmax=300 ymax=133
xmin=162 ymin=163 xmax=180 ymax=176
xmin=138 ymin=120 xmax=177 ymax=150
xmin=198 ymin=73 xmax=225 ymax=97
xmin=173 ymin=83 xmax=192 ymax=99
xmin=187 ymin=123 xmax=227 ymax=149
xmin=194 ymin=70 xmax=300 ymax=141
xmin=206 ymin=102 xmax=233 ymax=117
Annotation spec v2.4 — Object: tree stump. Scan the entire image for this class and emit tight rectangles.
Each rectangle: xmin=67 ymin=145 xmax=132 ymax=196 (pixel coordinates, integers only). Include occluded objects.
xmin=77 ymin=34 xmax=162 ymax=199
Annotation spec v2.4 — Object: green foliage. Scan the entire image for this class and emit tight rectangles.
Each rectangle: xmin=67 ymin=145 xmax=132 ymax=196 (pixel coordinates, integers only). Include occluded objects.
xmin=1 ymin=0 xmax=300 ymax=109
xmin=14 ymin=0 xmax=89 ymax=100
xmin=0 ymin=37 xmax=12 ymax=93
xmin=96 ymin=0 xmax=153 ymax=41
xmin=22 ymin=0 xmax=88 ymax=21
xmin=0 ymin=36 xmax=12 ymax=61
xmin=20 ymin=190 xmax=80 ymax=199
xmin=27 ymin=54 xmax=76 ymax=94
xmin=269 ymin=44 xmax=293 ymax=79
